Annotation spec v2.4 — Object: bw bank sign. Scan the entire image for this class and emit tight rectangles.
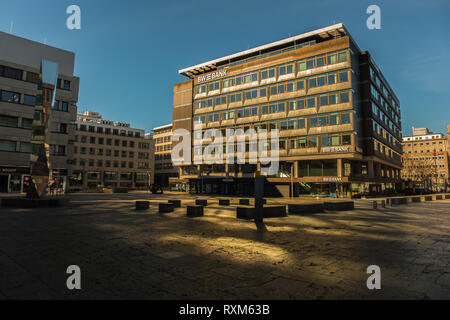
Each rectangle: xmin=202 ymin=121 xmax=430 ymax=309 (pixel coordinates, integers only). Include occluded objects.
xmin=197 ymin=69 xmax=227 ymax=83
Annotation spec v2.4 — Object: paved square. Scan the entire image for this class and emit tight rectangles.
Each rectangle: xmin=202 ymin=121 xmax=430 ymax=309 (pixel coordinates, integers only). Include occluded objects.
xmin=0 ymin=192 xmax=449 ymax=299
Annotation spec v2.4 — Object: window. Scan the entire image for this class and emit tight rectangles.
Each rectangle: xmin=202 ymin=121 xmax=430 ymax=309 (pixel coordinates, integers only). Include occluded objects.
xmin=61 ymin=101 xmax=69 ymax=112
xmin=309 ymin=136 xmax=317 ymax=147
xmin=308 ymin=78 xmax=317 ymax=88
xmin=63 ymin=80 xmax=71 ymax=90
xmin=1 ymin=90 xmax=20 ymax=103
xmin=316 ymin=55 xmax=325 ymax=67
xmin=0 ymin=140 xmax=16 ymax=151
xmin=297 ymin=61 xmax=306 ymax=71
xmin=298 ymin=138 xmax=307 ymax=148
xmin=340 ymin=92 xmax=350 ymax=103
xmin=331 ymin=135 xmax=340 ymax=146
xmin=319 ymin=95 xmax=328 ymax=106
xmin=1 ymin=66 xmax=23 ymax=80
xmin=318 ymin=116 xmax=328 ymax=127
xmin=277 ymin=84 xmax=285 ymax=94
xmin=296 ymin=80 xmax=304 ymax=90
xmin=307 ymin=98 xmax=315 ymax=108
xmin=317 ymin=76 xmax=326 ymax=87
xmin=24 ymin=95 xmax=36 ymax=106
xmin=342 ymin=134 xmax=351 ymax=145
xmin=270 ymin=86 xmax=277 ymax=95
xmin=262 ymin=105 xmax=269 ymax=114
xmin=286 ymin=82 xmax=294 ymax=92
xmin=329 ymin=114 xmax=339 ymax=125
xmin=328 ymin=73 xmax=337 ymax=84
xmin=306 ymin=59 xmax=314 ymax=69
xmin=26 ymin=72 xmax=39 ymax=84
xmin=22 ymin=118 xmax=33 ymax=129
xmin=329 ymin=93 xmax=337 ymax=105
xmin=261 ymin=70 xmax=268 ymax=79
xmin=297 ymin=118 xmax=305 ymax=129
xmin=341 ymin=113 xmax=351 ymax=124
xmin=286 ymin=64 xmax=293 ymax=74
xmin=260 ymin=88 xmax=267 ymax=97
xmin=339 ymin=71 xmax=348 ymax=82
xmin=0 ymin=115 xmax=18 ymax=127
xmin=338 ymin=52 xmax=347 ymax=62
xmin=327 ymin=54 xmax=337 ymax=65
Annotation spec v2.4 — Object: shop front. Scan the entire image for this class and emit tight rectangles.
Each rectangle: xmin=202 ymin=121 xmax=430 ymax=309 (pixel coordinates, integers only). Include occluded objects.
xmin=0 ymin=167 xmax=31 ymax=193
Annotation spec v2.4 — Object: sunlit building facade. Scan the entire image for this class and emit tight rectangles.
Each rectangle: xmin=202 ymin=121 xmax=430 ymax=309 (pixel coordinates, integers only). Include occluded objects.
xmin=70 ymin=111 xmax=154 ymax=191
xmin=401 ymin=126 xmax=449 ymax=192
xmin=172 ymin=24 xmax=402 ymax=197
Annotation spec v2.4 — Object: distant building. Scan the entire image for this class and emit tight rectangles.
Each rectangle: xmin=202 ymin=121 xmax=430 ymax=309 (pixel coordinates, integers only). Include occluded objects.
xmin=70 ymin=111 xmax=154 ymax=191
xmin=152 ymin=123 xmax=179 ymax=189
xmin=0 ymin=31 xmax=79 ymax=193
xmin=401 ymin=126 xmax=449 ymax=191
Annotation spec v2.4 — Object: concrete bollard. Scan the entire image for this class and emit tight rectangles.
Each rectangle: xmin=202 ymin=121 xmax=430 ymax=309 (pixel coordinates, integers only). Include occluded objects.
xmin=159 ymin=203 xmax=174 ymax=213
xmin=168 ymin=200 xmax=181 ymax=208
xmin=135 ymin=201 xmax=149 ymax=210
xmin=239 ymin=199 xmax=250 ymax=205
xmin=195 ymin=199 xmax=208 ymax=206
xmin=187 ymin=205 xmax=204 ymax=217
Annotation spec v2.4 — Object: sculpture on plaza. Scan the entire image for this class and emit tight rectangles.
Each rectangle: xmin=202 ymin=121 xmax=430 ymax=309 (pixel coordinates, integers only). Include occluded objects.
xmin=26 ymin=60 xmax=59 ymax=199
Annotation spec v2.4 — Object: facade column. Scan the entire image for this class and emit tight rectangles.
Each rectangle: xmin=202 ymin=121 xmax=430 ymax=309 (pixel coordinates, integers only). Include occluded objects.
xmin=82 ymin=171 xmax=88 ymax=190
xmin=368 ymin=160 xmax=374 ymax=178
xmin=337 ymin=158 xmax=343 ymax=177
xmin=293 ymin=161 xmax=299 ymax=178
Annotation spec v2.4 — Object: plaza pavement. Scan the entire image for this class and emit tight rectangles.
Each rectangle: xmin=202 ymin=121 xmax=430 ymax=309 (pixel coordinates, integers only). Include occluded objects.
xmin=0 ymin=192 xmax=449 ymax=299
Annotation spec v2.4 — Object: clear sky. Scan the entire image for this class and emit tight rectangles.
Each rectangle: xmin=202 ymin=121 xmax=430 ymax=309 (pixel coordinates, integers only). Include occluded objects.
xmin=1 ymin=0 xmax=449 ymax=135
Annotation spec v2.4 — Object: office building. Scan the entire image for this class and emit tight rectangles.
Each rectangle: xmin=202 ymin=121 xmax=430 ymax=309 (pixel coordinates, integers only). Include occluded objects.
xmin=172 ymin=23 xmax=403 ymax=197
xmin=401 ymin=126 xmax=449 ymax=192
xmin=152 ymin=123 xmax=179 ymax=189
xmin=0 ymin=31 xmax=79 ymax=193
xmin=70 ymin=111 xmax=154 ymax=191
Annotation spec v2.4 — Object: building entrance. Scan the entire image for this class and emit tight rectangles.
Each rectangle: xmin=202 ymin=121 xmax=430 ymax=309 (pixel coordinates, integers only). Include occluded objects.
xmin=0 ymin=175 xmax=9 ymax=193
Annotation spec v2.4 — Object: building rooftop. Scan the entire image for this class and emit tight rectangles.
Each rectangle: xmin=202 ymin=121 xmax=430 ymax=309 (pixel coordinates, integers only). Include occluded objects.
xmin=76 ymin=111 xmax=144 ymax=132
xmin=153 ymin=123 xmax=172 ymax=131
xmin=179 ymin=23 xmax=350 ymax=78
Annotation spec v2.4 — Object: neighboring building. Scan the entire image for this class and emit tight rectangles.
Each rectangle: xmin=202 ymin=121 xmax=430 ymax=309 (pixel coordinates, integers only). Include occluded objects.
xmin=401 ymin=126 xmax=449 ymax=192
xmin=0 ymin=31 xmax=79 ymax=193
xmin=172 ymin=23 xmax=402 ymax=197
xmin=152 ymin=123 xmax=179 ymax=189
xmin=70 ymin=111 xmax=154 ymax=191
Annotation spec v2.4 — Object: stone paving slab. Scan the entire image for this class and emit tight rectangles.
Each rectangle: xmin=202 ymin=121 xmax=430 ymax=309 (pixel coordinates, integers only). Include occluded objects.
xmin=0 ymin=192 xmax=449 ymax=299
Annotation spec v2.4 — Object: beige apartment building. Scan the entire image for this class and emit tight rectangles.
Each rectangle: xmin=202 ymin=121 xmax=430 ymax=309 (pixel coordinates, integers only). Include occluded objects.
xmin=70 ymin=111 xmax=154 ymax=191
xmin=172 ymin=23 xmax=403 ymax=197
xmin=152 ymin=123 xmax=179 ymax=189
xmin=401 ymin=126 xmax=449 ymax=192
xmin=0 ymin=31 xmax=79 ymax=193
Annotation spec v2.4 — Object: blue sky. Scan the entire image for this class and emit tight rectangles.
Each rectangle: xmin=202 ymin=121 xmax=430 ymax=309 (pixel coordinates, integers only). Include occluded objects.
xmin=1 ymin=0 xmax=449 ymax=135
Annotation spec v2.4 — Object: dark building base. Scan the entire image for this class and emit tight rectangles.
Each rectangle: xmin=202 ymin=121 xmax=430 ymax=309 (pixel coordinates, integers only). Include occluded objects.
xmin=1 ymin=197 xmax=70 ymax=208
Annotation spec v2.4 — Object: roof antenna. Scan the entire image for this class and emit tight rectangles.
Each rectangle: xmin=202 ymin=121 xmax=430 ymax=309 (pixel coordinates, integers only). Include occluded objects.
xmin=9 ymin=21 xmax=13 ymax=34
